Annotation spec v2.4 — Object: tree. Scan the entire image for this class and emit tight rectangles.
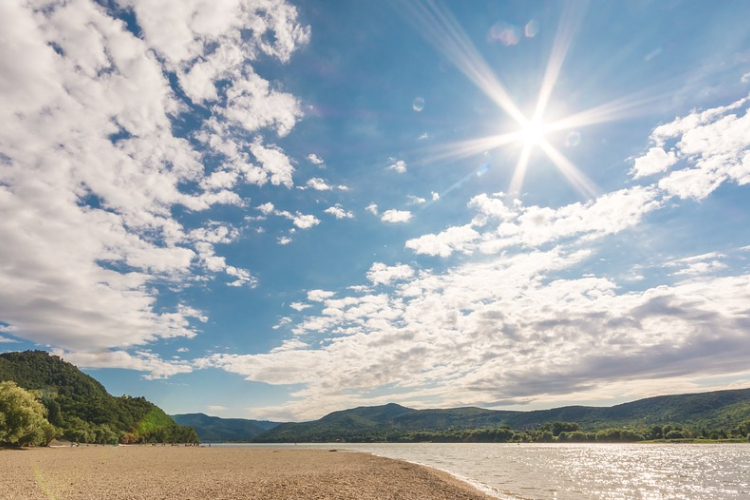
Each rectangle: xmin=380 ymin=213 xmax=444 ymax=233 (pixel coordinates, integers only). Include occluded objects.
xmin=0 ymin=381 xmax=57 ymax=446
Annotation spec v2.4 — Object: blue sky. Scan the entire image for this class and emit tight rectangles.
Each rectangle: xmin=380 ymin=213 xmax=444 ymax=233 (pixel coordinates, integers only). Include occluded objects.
xmin=1 ymin=0 xmax=750 ymax=421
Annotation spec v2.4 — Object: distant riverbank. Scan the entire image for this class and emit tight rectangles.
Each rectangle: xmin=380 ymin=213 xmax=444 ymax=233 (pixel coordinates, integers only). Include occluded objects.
xmin=0 ymin=446 xmax=494 ymax=500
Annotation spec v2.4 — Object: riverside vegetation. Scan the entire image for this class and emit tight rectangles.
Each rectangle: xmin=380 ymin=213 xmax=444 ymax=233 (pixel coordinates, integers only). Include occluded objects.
xmin=0 ymin=351 xmax=198 ymax=446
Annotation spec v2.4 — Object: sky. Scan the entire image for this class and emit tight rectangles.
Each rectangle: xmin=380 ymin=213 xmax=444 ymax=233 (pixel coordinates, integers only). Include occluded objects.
xmin=1 ymin=0 xmax=750 ymax=422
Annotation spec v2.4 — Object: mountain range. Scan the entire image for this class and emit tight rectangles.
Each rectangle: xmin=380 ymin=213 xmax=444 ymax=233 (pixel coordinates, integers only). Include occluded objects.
xmin=175 ymin=388 xmax=750 ymax=443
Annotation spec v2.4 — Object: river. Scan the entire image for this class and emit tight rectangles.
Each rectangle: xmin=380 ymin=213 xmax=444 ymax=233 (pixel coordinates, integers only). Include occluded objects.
xmin=233 ymin=442 xmax=750 ymax=499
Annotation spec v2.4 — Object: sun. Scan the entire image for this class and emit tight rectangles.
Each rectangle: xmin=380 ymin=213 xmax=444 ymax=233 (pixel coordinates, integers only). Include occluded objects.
xmin=518 ymin=117 xmax=548 ymax=147
xmin=410 ymin=0 xmax=658 ymax=200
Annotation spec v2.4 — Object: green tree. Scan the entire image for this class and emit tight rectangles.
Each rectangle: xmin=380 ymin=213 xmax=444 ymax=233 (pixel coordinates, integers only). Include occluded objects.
xmin=0 ymin=381 xmax=57 ymax=446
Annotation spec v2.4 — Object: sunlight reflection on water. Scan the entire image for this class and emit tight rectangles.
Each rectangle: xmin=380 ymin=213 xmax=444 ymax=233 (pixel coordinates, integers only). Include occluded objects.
xmin=285 ymin=443 xmax=750 ymax=500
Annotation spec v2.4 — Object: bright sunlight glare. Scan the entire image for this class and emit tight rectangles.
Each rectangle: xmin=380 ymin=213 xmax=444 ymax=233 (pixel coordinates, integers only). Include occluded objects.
xmin=519 ymin=118 xmax=548 ymax=147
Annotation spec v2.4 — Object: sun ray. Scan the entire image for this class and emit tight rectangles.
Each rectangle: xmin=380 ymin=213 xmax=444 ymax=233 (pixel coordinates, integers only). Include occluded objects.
xmin=538 ymin=140 xmax=598 ymax=199
xmin=420 ymin=132 xmax=523 ymax=164
xmin=404 ymin=0 xmax=527 ymax=125
xmin=402 ymin=0 xmax=650 ymax=201
xmin=546 ymin=89 xmax=670 ymax=132
xmin=533 ymin=1 xmax=588 ymax=122
xmin=508 ymin=143 xmax=534 ymax=197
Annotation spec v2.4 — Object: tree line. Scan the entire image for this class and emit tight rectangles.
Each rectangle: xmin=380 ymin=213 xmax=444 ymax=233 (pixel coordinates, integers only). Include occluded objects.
xmin=337 ymin=421 xmax=750 ymax=443
xmin=0 ymin=381 xmax=199 ymax=446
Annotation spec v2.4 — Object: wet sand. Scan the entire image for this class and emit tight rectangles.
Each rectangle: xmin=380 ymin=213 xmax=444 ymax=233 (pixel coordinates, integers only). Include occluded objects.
xmin=0 ymin=446 xmax=495 ymax=499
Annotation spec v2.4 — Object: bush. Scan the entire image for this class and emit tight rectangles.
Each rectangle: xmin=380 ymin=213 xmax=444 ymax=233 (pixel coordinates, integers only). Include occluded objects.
xmin=0 ymin=381 xmax=57 ymax=446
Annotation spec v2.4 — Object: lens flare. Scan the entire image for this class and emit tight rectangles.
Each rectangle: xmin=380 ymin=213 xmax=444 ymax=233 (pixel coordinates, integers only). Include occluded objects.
xmin=565 ymin=131 xmax=582 ymax=147
xmin=524 ymin=20 xmax=540 ymax=38
xmin=412 ymin=97 xmax=425 ymax=112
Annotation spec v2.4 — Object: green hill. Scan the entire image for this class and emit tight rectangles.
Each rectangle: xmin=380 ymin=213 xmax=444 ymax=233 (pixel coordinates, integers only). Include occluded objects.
xmin=0 ymin=350 xmax=198 ymax=444
xmin=171 ymin=413 xmax=279 ymax=442
xmin=256 ymin=388 xmax=750 ymax=443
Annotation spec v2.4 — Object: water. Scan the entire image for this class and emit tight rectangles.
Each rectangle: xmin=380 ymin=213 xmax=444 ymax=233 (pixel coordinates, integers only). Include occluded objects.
xmin=235 ymin=443 xmax=750 ymax=499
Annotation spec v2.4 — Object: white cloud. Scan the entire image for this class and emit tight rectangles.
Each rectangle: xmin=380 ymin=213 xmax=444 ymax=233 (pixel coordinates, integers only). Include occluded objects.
xmin=367 ymin=263 xmax=415 ymax=286
xmin=307 ymin=153 xmax=324 ymax=165
xmin=278 ymin=236 xmax=293 ymax=245
xmin=631 ymin=147 xmax=678 ymax=178
xmin=365 ymin=203 xmax=379 ymax=216
xmin=288 ymin=212 xmax=320 ymax=229
xmin=407 ymin=195 xmax=426 ymax=205
xmin=259 ymin=204 xmax=320 ymax=230
xmin=431 ymin=192 xmax=440 ymax=201
xmin=257 ymin=202 xmax=276 ymax=214
xmin=202 ymin=245 xmax=750 ymax=420
xmin=0 ymin=336 xmax=18 ymax=343
xmin=307 ymin=290 xmax=335 ymax=302
xmin=0 ymin=0 xmax=308 ymax=356
xmin=226 ymin=266 xmax=257 ymax=287
xmin=642 ymin=95 xmax=750 ymax=200
xmin=54 ymin=349 xmax=192 ymax=380
xmin=248 ymin=139 xmax=296 ymax=188
xmin=665 ymin=252 xmax=728 ymax=276
xmin=177 ymin=347 xmax=190 ymax=353
xmin=381 ymin=209 xmax=412 ymax=223
xmin=324 ymin=205 xmax=354 ymax=219
xmin=273 ymin=317 xmax=292 ymax=329
xmin=304 ymin=177 xmax=333 ymax=191
xmin=388 ymin=160 xmax=407 ymax=173
xmin=406 ymin=225 xmax=481 ymax=257
xmin=290 ymin=302 xmax=312 ymax=311
xmin=188 ymin=225 xmax=239 ymax=244
xmin=742 ymin=73 xmax=750 ymax=84
xmin=207 ymin=405 xmax=228 ymax=413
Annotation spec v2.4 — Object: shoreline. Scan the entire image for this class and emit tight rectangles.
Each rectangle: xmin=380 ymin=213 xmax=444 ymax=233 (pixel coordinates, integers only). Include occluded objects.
xmin=0 ymin=446 xmax=497 ymax=499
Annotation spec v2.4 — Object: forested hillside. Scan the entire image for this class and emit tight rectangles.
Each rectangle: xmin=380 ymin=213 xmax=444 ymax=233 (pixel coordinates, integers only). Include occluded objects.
xmin=256 ymin=390 xmax=750 ymax=443
xmin=172 ymin=413 xmax=279 ymax=442
xmin=0 ymin=350 xmax=198 ymax=444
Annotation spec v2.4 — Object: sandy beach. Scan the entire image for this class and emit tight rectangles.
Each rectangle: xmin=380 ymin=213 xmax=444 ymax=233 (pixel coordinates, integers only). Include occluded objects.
xmin=0 ymin=446 xmax=495 ymax=500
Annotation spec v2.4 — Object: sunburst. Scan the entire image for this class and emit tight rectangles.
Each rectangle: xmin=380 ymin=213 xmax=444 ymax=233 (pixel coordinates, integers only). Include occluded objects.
xmin=405 ymin=0 xmax=661 ymax=201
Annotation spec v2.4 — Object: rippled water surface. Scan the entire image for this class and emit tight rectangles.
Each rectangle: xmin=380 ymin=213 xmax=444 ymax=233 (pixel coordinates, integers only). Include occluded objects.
xmin=289 ymin=443 xmax=750 ymax=499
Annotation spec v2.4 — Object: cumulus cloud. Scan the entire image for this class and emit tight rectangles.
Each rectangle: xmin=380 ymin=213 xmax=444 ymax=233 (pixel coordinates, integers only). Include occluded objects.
xmin=381 ymin=209 xmax=412 ymax=223
xmin=406 ymin=187 xmax=660 ymax=258
xmin=631 ymin=147 xmax=678 ymax=178
xmin=307 ymin=153 xmax=324 ymax=165
xmin=287 ymin=212 xmax=320 ymax=229
xmin=256 ymin=203 xmax=319 ymax=230
xmin=388 ymin=160 xmax=407 ymax=173
xmin=207 ymin=405 xmax=228 ymax=412
xmin=278 ymin=236 xmax=293 ymax=245
xmin=307 ymin=290 xmax=335 ymax=302
xmin=407 ymin=195 xmax=427 ymax=205
xmin=303 ymin=178 xmax=333 ymax=191
xmin=0 ymin=0 xmax=308 ymax=355
xmin=632 ymin=94 xmax=750 ymax=200
xmin=365 ymin=203 xmax=379 ymax=216
xmin=324 ymin=205 xmax=354 ymax=219
xmin=367 ymin=263 xmax=415 ymax=286
xmin=200 ymin=244 xmax=750 ymax=420
xmin=406 ymin=225 xmax=481 ymax=257
xmin=290 ymin=302 xmax=312 ymax=311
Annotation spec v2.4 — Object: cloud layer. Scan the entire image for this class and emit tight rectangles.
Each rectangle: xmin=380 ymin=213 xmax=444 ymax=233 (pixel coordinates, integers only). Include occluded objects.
xmin=0 ymin=0 xmax=309 ymax=372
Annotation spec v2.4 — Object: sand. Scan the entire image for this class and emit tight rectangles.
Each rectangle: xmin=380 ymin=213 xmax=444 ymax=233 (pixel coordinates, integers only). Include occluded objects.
xmin=0 ymin=446 xmax=495 ymax=500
